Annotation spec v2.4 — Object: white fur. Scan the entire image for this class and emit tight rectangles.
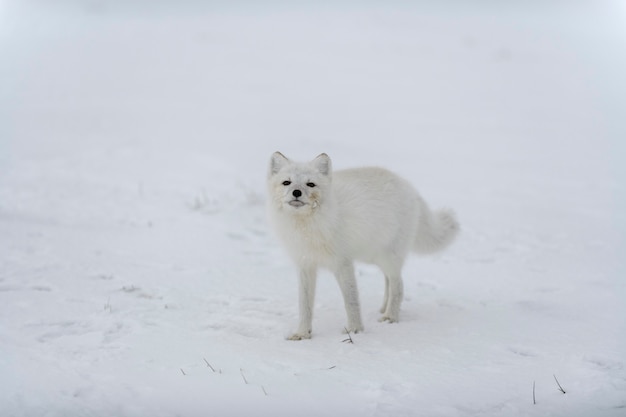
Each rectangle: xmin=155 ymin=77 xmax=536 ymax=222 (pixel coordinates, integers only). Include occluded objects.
xmin=267 ymin=152 xmax=459 ymax=340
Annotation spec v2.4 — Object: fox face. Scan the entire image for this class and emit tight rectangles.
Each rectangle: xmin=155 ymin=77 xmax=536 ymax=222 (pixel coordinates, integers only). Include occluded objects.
xmin=268 ymin=152 xmax=332 ymax=214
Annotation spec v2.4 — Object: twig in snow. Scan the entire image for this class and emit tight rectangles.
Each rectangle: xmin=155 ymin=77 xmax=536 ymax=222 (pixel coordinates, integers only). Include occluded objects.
xmin=554 ymin=374 xmax=566 ymax=394
xmin=181 ymin=368 xmax=186 ymax=376
xmin=262 ymin=386 xmax=268 ymax=396
xmin=104 ymin=298 xmax=112 ymax=312
xmin=240 ymin=368 xmax=248 ymax=384
xmin=204 ymin=358 xmax=216 ymax=372
xmin=533 ymin=381 xmax=536 ymax=405
xmin=342 ymin=328 xmax=354 ymax=344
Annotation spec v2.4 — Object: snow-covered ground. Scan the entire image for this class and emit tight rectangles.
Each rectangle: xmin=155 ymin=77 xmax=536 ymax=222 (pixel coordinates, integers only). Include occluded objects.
xmin=1 ymin=1 xmax=625 ymax=416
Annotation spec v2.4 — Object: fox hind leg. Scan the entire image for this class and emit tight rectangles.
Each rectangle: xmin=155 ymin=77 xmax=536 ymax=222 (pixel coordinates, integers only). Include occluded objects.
xmin=379 ymin=268 xmax=404 ymax=323
xmin=380 ymin=275 xmax=389 ymax=314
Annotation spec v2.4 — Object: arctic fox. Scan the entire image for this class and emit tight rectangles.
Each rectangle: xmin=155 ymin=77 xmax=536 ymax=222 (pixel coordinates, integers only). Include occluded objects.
xmin=267 ymin=152 xmax=459 ymax=340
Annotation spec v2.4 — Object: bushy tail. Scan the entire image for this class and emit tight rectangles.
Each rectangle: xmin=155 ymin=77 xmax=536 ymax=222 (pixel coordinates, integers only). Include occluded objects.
xmin=413 ymin=207 xmax=459 ymax=254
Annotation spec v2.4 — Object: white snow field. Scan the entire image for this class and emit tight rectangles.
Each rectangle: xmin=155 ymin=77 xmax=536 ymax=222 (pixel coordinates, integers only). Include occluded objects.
xmin=1 ymin=1 xmax=625 ymax=416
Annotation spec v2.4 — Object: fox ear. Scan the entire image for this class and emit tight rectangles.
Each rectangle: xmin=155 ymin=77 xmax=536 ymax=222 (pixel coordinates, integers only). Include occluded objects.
xmin=313 ymin=153 xmax=331 ymax=176
xmin=269 ymin=151 xmax=289 ymax=176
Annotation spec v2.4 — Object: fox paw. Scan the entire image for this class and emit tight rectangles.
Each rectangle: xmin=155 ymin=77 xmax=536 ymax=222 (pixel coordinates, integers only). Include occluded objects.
xmin=379 ymin=315 xmax=399 ymax=323
xmin=343 ymin=325 xmax=364 ymax=334
xmin=287 ymin=331 xmax=312 ymax=341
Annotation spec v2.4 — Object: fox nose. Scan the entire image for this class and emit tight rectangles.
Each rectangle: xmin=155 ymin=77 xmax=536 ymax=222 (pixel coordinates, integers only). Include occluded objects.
xmin=292 ymin=189 xmax=302 ymax=198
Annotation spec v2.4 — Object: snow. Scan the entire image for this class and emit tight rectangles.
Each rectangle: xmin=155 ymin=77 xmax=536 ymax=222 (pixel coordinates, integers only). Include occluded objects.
xmin=1 ymin=1 xmax=625 ymax=416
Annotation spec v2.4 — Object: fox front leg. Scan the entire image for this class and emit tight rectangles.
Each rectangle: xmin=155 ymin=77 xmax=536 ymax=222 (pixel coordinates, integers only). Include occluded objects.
xmin=334 ymin=261 xmax=364 ymax=334
xmin=288 ymin=266 xmax=317 ymax=340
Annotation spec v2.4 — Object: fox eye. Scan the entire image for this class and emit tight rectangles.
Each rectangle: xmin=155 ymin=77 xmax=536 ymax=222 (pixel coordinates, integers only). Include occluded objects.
xmin=282 ymin=180 xmax=291 ymax=186
xmin=306 ymin=182 xmax=316 ymax=188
